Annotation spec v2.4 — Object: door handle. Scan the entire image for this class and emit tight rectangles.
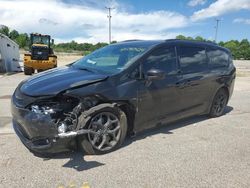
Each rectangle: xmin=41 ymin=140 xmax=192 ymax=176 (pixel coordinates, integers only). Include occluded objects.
xmin=176 ymin=80 xmax=191 ymax=88
xmin=175 ymin=81 xmax=185 ymax=88
xmin=186 ymin=79 xmax=191 ymax=86
xmin=186 ymin=79 xmax=199 ymax=86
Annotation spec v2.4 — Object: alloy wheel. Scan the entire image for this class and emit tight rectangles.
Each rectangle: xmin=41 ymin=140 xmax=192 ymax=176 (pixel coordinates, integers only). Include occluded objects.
xmin=213 ymin=92 xmax=227 ymax=115
xmin=87 ymin=112 xmax=121 ymax=151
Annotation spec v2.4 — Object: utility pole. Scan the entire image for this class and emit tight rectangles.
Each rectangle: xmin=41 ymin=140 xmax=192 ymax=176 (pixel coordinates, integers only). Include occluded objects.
xmin=105 ymin=7 xmax=115 ymax=44
xmin=214 ymin=18 xmax=221 ymax=43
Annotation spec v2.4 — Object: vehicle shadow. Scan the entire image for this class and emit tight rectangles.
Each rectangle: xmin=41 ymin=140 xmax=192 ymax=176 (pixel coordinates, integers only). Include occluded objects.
xmin=42 ymin=106 xmax=233 ymax=171
xmin=43 ymin=151 xmax=105 ymax=171
xmin=62 ymin=152 xmax=105 ymax=171
xmin=123 ymin=106 xmax=233 ymax=147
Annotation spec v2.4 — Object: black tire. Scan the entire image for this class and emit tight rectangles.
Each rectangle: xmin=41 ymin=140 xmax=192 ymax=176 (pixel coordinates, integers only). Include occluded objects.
xmin=209 ymin=88 xmax=229 ymax=118
xmin=24 ymin=66 xmax=34 ymax=75
xmin=77 ymin=107 xmax=127 ymax=155
xmin=37 ymin=69 xmax=44 ymax=73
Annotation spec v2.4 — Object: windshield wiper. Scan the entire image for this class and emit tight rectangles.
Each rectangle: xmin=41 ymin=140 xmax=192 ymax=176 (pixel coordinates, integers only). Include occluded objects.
xmin=78 ymin=67 xmax=95 ymax=73
xmin=72 ymin=65 xmax=96 ymax=73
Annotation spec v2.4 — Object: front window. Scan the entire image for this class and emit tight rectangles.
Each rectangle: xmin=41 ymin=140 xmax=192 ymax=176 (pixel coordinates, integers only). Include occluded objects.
xmin=33 ymin=36 xmax=50 ymax=45
xmin=143 ymin=46 xmax=177 ymax=74
xmin=73 ymin=43 xmax=153 ymax=74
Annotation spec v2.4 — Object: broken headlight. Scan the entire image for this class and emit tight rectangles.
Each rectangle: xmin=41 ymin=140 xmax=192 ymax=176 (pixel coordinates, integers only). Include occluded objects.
xmin=31 ymin=104 xmax=57 ymax=115
xmin=30 ymin=101 xmax=63 ymax=116
xmin=29 ymin=95 xmax=101 ymax=134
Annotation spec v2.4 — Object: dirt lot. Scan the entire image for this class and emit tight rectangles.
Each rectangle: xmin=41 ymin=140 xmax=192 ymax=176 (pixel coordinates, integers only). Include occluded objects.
xmin=0 ymin=60 xmax=250 ymax=188
xmin=57 ymin=54 xmax=82 ymax=66
xmin=19 ymin=52 xmax=82 ymax=67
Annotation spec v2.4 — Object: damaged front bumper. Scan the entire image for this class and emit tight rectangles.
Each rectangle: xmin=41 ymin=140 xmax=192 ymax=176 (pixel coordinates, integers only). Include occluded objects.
xmin=11 ymin=90 xmax=117 ymax=155
xmin=11 ymin=103 xmax=76 ymax=154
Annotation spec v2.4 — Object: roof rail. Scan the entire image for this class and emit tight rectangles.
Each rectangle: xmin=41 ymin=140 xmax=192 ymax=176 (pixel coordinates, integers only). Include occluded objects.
xmin=205 ymin=40 xmax=218 ymax=45
xmin=165 ymin=38 xmax=218 ymax=45
xmin=121 ymin=39 xmax=144 ymax=42
xmin=165 ymin=39 xmax=180 ymax=42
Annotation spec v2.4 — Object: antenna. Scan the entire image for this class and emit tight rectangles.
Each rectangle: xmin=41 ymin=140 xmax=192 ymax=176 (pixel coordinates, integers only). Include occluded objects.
xmin=214 ymin=18 xmax=221 ymax=43
xmin=105 ymin=6 xmax=115 ymax=44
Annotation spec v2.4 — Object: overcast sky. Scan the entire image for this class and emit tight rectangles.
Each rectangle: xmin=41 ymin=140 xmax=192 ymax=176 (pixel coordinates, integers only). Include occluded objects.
xmin=0 ymin=0 xmax=250 ymax=43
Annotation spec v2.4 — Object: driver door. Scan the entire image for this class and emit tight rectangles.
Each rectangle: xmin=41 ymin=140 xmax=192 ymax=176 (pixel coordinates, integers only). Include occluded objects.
xmin=135 ymin=45 xmax=182 ymax=131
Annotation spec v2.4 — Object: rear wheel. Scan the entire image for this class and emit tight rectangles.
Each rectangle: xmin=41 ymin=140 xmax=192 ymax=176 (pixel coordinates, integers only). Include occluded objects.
xmin=24 ymin=66 xmax=34 ymax=75
xmin=209 ymin=88 xmax=228 ymax=117
xmin=78 ymin=107 xmax=127 ymax=155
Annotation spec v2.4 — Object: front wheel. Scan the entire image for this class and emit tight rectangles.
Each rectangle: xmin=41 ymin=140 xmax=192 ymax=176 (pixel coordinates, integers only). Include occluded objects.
xmin=77 ymin=107 xmax=127 ymax=155
xmin=209 ymin=88 xmax=228 ymax=117
xmin=24 ymin=66 xmax=34 ymax=75
xmin=37 ymin=69 xmax=44 ymax=73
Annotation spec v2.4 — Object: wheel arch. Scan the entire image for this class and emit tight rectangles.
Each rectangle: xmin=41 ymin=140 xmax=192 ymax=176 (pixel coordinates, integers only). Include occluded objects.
xmin=220 ymin=86 xmax=229 ymax=99
xmin=117 ymin=101 xmax=136 ymax=136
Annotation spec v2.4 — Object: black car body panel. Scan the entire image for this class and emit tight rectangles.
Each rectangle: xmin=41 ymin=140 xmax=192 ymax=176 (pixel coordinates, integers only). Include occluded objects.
xmin=20 ymin=66 xmax=108 ymax=96
xmin=11 ymin=39 xmax=236 ymax=155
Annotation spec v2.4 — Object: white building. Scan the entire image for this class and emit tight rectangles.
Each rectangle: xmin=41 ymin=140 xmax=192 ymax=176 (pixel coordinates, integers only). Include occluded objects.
xmin=0 ymin=33 xmax=21 ymax=72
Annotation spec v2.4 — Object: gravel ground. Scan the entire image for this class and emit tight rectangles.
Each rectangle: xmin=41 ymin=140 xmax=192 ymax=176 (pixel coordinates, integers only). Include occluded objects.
xmin=0 ymin=61 xmax=250 ymax=188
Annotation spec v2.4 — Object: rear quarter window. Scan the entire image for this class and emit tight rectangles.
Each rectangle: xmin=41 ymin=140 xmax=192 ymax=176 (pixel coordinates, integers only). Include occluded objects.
xmin=178 ymin=46 xmax=207 ymax=74
xmin=207 ymin=48 xmax=229 ymax=68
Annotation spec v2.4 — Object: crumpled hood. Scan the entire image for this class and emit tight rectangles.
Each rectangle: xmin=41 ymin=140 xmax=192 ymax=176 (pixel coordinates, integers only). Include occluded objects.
xmin=20 ymin=66 xmax=108 ymax=96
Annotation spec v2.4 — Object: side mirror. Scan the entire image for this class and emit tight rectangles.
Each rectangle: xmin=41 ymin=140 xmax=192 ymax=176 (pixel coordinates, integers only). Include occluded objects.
xmin=147 ymin=69 xmax=165 ymax=80
xmin=51 ymin=39 xmax=54 ymax=45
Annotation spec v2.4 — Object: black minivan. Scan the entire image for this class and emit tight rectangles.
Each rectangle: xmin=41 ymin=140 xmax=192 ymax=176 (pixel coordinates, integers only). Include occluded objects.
xmin=12 ymin=39 xmax=236 ymax=155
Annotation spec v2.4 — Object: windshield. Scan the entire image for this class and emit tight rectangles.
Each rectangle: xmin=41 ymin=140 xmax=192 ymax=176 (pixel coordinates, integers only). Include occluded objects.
xmin=73 ymin=43 xmax=152 ymax=74
xmin=33 ymin=36 xmax=50 ymax=45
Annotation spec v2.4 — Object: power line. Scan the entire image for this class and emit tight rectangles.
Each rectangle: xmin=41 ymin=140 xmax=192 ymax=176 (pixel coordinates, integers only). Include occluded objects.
xmin=214 ymin=18 xmax=221 ymax=43
xmin=105 ymin=7 xmax=115 ymax=44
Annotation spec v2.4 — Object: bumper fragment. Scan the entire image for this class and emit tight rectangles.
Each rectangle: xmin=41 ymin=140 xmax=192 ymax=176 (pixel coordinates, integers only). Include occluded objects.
xmin=13 ymin=120 xmax=75 ymax=154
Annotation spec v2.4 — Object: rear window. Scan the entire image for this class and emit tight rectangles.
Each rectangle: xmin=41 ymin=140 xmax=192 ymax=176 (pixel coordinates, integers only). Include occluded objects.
xmin=207 ymin=48 xmax=229 ymax=68
xmin=179 ymin=46 xmax=207 ymax=74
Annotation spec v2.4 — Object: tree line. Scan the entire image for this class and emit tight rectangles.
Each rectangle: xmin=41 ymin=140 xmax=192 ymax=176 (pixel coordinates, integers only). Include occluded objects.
xmin=0 ymin=26 xmax=109 ymax=54
xmin=176 ymin=35 xmax=250 ymax=60
xmin=54 ymin=40 xmax=109 ymax=55
xmin=0 ymin=26 xmax=30 ymax=49
xmin=1 ymin=26 xmax=249 ymax=60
